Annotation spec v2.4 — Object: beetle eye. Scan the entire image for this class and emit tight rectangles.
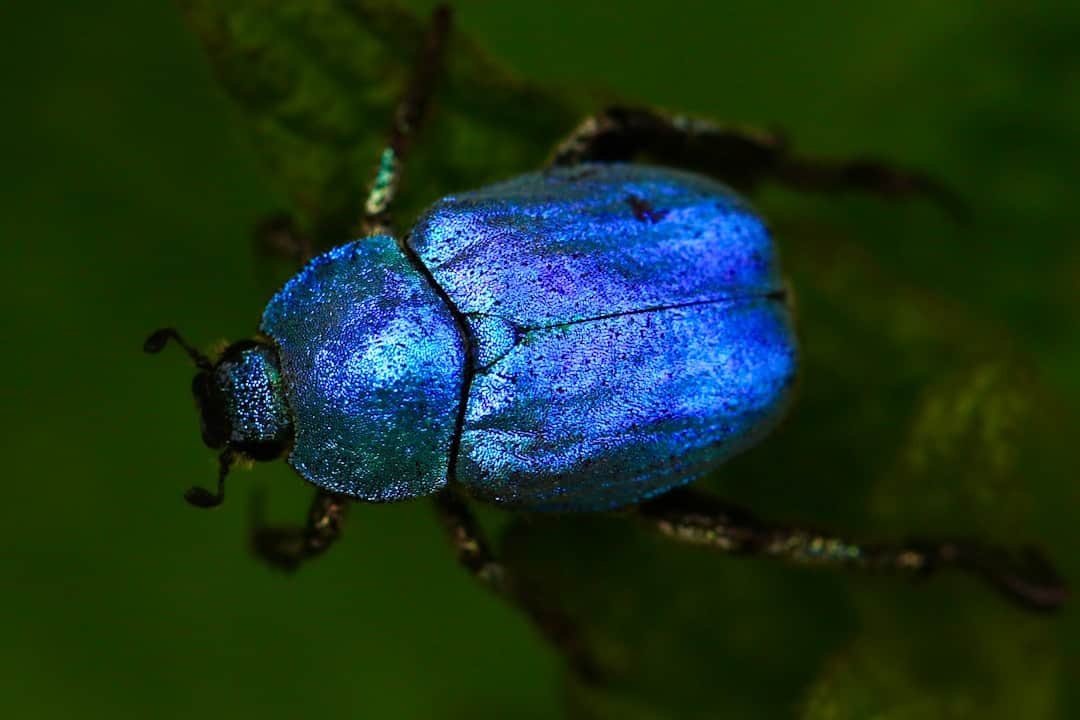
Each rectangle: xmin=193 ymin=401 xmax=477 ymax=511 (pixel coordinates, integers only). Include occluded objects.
xmin=192 ymin=371 xmax=229 ymax=449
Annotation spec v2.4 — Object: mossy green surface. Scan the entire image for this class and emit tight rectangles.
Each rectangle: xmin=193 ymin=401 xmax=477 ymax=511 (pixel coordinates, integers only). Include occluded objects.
xmin=2 ymin=1 xmax=1077 ymax=718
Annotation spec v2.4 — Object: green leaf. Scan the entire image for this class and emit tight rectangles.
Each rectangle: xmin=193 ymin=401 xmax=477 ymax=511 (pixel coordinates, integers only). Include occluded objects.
xmin=802 ymin=636 xmax=1060 ymax=720
xmin=175 ymin=3 xmax=1077 ymax=717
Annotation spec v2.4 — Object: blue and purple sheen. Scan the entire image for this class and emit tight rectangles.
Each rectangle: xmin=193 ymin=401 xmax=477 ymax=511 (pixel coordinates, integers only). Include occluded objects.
xmin=261 ymin=163 xmax=797 ymax=510
xmin=261 ymin=238 xmax=465 ymax=501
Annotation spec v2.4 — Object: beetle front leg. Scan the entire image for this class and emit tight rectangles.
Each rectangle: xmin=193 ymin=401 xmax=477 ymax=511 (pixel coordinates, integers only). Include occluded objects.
xmin=361 ymin=4 xmax=451 ymax=236
xmin=433 ymin=488 xmax=602 ymax=682
xmin=638 ymin=487 xmax=1067 ymax=612
xmin=251 ymin=489 xmax=349 ymax=572
xmin=552 ymin=106 xmax=967 ymax=220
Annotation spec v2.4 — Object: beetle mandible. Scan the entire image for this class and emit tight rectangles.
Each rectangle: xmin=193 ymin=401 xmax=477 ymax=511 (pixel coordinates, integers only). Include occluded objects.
xmin=145 ymin=5 xmax=1066 ymax=679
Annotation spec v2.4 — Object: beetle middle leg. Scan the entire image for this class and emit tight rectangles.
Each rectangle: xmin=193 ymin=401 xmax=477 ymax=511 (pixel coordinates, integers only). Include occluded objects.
xmin=251 ymin=489 xmax=349 ymax=572
xmin=552 ymin=106 xmax=967 ymax=220
xmin=433 ymin=487 xmax=602 ymax=682
xmin=638 ymin=487 xmax=1067 ymax=612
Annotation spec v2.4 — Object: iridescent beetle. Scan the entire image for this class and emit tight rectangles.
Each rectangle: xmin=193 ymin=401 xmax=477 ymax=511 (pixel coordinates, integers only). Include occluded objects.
xmin=146 ymin=5 xmax=1065 ymax=678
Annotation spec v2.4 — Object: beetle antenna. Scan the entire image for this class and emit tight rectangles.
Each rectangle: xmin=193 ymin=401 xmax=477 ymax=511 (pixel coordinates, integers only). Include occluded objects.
xmin=184 ymin=449 xmax=234 ymax=509
xmin=144 ymin=327 xmax=213 ymax=371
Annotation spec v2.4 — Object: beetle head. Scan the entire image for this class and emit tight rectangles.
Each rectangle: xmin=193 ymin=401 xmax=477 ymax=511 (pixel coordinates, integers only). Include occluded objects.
xmin=144 ymin=329 xmax=293 ymax=508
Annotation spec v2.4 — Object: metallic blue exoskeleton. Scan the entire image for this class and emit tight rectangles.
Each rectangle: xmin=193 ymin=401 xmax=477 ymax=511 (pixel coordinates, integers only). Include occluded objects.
xmin=259 ymin=164 xmax=796 ymax=511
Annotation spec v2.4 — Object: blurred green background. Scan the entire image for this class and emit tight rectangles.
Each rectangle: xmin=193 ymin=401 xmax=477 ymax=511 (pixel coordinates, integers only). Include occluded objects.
xmin=3 ymin=1 xmax=1078 ymax=718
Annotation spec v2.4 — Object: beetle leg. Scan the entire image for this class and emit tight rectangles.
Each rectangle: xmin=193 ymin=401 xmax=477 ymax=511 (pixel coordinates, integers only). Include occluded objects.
xmin=250 ymin=489 xmax=348 ymax=572
xmin=361 ymin=5 xmax=452 ymax=236
xmin=638 ymin=487 xmax=1067 ymax=612
xmin=433 ymin=488 xmax=602 ymax=682
xmin=251 ymin=6 xmax=450 ymax=263
xmin=552 ymin=106 xmax=968 ymax=220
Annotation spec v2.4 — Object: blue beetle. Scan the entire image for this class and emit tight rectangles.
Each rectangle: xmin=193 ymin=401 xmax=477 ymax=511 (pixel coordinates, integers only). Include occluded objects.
xmin=147 ymin=3 xmax=1064 ymax=681
xmin=260 ymin=163 xmax=795 ymax=511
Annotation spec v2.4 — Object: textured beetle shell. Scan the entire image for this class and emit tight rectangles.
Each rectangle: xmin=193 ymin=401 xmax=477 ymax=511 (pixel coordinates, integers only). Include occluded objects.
xmin=408 ymin=164 xmax=798 ymax=510
xmin=261 ymin=237 xmax=464 ymax=501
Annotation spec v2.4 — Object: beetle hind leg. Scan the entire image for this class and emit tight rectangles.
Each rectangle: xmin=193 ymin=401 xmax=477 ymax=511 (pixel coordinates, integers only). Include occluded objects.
xmin=638 ymin=487 xmax=1067 ymax=612
xmin=552 ymin=106 xmax=968 ymax=220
